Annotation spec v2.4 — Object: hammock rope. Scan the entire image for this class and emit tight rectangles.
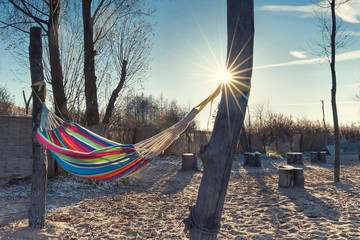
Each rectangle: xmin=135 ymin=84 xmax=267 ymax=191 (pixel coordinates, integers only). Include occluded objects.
xmin=35 ymin=84 xmax=229 ymax=180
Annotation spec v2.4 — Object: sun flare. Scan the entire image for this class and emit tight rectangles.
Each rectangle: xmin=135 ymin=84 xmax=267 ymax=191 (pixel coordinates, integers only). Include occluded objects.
xmin=214 ymin=68 xmax=232 ymax=84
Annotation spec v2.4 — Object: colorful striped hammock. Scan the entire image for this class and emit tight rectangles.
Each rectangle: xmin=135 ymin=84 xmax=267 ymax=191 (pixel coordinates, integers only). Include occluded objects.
xmin=35 ymin=85 xmax=223 ymax=181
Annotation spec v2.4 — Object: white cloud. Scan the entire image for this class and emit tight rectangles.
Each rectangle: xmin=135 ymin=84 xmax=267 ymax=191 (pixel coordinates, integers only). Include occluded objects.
xmin=289 ymin=51 xmax=308 ymax=59
xmin=257 ymin=5 xmax=315 ymax=14
xmin=343 ymin=30 xmax=360 ymax=37
xmin=350 ymin=83 xmax=360 ymax=88
xmin=256 ymin=50 xmax=360 ymax=69
xmin=258 ymin=0 xmax=360 ymax=24
xmin=336 ymin=0 xmax=360 ymax=24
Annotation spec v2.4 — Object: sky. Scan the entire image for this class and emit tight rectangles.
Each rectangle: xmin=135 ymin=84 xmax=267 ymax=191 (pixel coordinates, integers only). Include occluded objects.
xmin=1 ymin=0 xmax=360 ymax=129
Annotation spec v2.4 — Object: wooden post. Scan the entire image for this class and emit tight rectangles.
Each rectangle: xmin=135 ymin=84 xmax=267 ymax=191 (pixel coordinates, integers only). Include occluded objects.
xmin=184 ymin=1 xmax=254 ymax=239
xmin=279 ymin=166 xmax=295 ymax=188
xmin=310 ymin=152 xmax=318 ymax=163
xmin=287 ymin=152 xmax=303 ymax=165
xmin=181 ymin=153 xmax=199 ymax=171
xmin=278 ymin=166 xmax=304 ymax=188
xmin=310 ymin=151 xmax=327 ymax=163
xmin=28 ymin=27 xmax=47 ymax=228
xmin=244 ymin=152 xmax=261 ymax=167
xmin=318 ymin=151 xmax=326 ymax=163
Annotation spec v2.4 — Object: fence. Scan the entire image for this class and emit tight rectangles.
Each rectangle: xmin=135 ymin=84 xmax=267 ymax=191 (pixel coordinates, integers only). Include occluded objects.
xmin=1 ymin=115 xmax=333 ymax=184
xmin=0 ymin=115 xmax=33 ymax=184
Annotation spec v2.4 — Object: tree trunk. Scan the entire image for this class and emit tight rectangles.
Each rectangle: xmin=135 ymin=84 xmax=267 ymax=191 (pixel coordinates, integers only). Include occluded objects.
xmin=48 ymin=0 xmax=68 ymax=119
xmin=82 ymin=0 xmax=100 ymax=126
xmin=330 ymin=0 xmax=340 ymax=183
xmin=185 ymin=1 xmax=254 ymax=239
xmin=28 ymin=27 xmax=47 ymax=228
xmin=321 ymin=100 xmax=327 ymax=131
xmin=103 ymin=60 xmax=127 ymax=126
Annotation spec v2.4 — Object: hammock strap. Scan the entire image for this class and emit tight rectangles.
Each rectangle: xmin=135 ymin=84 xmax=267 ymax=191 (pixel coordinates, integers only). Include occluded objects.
xmin=193 ymin=84 xmax=222 ymax=112
xmin=31 ymin=81 xmax=46 ymax=104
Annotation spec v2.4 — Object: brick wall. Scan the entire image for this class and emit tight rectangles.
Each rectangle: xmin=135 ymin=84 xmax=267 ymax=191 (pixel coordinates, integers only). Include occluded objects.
xmin=0 ymin=115 xmax=33 ymax=184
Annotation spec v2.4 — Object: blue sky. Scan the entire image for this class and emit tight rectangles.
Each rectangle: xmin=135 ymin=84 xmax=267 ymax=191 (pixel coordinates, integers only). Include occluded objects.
xmin=1 ymin=0 xmax=360 ymax=129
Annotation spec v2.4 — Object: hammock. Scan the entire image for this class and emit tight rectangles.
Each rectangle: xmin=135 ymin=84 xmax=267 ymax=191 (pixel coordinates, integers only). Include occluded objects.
xmin=35 ymin=85 xmax=223 ymax=181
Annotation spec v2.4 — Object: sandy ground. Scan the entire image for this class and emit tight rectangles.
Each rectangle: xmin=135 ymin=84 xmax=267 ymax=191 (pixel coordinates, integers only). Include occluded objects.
xmin=1 ymin=153 xmax=360 ymax=239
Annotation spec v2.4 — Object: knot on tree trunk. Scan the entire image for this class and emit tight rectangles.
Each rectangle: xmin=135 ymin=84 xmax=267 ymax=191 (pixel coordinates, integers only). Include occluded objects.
xmin=183 ymin=206 xmax=221 ymax=236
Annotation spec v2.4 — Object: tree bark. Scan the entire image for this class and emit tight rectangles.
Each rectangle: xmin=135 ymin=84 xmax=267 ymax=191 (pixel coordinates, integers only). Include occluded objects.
xmin=186 ymin=1 xmax=254 ymax=239
xmin=28 ymin=27 xmax=47 ymax=228
xmin=103 ymin=60 xmax=127 ymax=126
xmin=82 ymin=0 xmax=100 ymax=126
xmin=48 ymin=0 xmax=69 ymax=119
xmin=330 ymin=0 xmax=340 ymax=183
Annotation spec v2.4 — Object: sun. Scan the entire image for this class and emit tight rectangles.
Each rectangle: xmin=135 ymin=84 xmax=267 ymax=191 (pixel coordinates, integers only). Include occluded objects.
xmin=214 ymin=67 xmax=232 ymax=84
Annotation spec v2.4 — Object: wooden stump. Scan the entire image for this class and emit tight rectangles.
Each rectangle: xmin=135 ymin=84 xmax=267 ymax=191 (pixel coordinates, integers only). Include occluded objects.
xmin=287 ymin=152 xmax=303 ymax=165
xmin=278 ymin=165 xmax=304 ymax=188
xmin=310 ymin=152 xmax=318 ymax=163
xmin=243 ymin=152 xmax=261 ymax=167
xmin=181 ymin=153 xmax=199 ymax=171
xmin=318 ymin=151 xmax=326 ymax=163
xmin=310 ymin=151 xmax=327 ymax=163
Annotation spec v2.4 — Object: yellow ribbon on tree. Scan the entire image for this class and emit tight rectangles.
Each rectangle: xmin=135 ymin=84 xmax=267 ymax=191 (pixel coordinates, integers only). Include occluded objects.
xmin=31 ymin=81 xmax=46 ymax=103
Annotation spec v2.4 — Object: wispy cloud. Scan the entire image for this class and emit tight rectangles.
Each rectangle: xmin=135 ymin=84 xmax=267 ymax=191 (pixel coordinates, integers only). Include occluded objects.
xmin=343 ymin=30 xmax=360 ymax=37
xmin=256 ymin=50 xmax=360 ymax=69
xmin=289 ymin=51 xmax=308 ymax=59
xmin=257 ymin=5 xmax=315 ymax=14
xmin=258 ymin=1 xmax=360 ymax=24
xmin=349 ymin=83 xmax=360 ymax=87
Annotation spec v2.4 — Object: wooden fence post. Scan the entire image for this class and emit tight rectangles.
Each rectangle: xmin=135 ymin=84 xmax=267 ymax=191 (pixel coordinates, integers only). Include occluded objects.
xmin=28 ymin=27 xmax=47 ymax=228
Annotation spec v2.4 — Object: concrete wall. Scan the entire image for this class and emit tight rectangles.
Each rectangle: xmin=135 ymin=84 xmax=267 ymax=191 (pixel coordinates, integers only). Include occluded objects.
xmin=0 ymin=115 xmax=33 ymax=184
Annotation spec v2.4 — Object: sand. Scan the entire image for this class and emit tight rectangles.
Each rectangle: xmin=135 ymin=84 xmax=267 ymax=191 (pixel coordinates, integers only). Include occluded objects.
xmin=1 ymin=153 xmax=360 ymax=239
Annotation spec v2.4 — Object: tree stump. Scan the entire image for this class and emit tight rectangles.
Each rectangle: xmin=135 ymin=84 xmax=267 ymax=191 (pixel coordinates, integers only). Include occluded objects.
xmin=310 ymin=152 xmax=318 ymax=163
xmin=181 ymin=153 xmax=199 ymax=171
xmin=310 ymin=151 xmax=326 ymax=163
xmin=318 ymin=151 xmax=326 ymax=163
xmin=244 ymin=152 xmax=261 ymax=167
xmin=287 ymin=152 xmax=303 ymax=165
xmin=278 ymin=165 xmax=304 ymax=188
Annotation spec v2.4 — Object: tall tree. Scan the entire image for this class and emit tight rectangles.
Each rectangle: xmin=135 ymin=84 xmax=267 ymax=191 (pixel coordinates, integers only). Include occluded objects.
xmin=185 ymin=0 xmax=254 ymax=239
xmin=28 ymin=27 xmax=47 ymax=228
xmin=82 ymin=0 xmax=100 ymax=126
xmin=312 ymin=0 xmax=350 ymax=182
xmin=329 ymin=0 xmax=340 ymax=182
xmin=80 ymin=0 xmax=152 ymax=126
xmin=103 ymin=11 xmax=152 ymax=126
xmin=0 ymin=0 xmax=69 ymax=119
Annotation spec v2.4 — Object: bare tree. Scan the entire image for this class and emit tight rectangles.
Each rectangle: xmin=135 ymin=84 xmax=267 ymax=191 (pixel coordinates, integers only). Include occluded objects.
xmin=253 ymin=102 xmax=271 ymax=153
xmin=321 ymin=99 xmax=327 ymax=131
xmin=0 ymin=0 xmax=69 ymax=119
xmin=312 ymin=0 xmax=351 ymax=182
xmin=185 ymin=0 xmax=254 ymax=238
xmin=22 ymin=90 xmax=32 ymax=114
xmin=81 ymin=0 xmax=148 ymax=126
xmin=0 ymin=85 xmax=14 ymax=114
xmin=102 ymin=10 xmax=153 ymax=126
xmin=28 ymin=26 xmax=47 ymax=229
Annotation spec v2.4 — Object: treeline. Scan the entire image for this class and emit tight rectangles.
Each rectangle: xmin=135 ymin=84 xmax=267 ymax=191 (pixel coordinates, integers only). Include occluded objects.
xmin=107 ymin=93 xmax=197 ymax=130
xmin=243 ymin=105 xmax=360 ymax=153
